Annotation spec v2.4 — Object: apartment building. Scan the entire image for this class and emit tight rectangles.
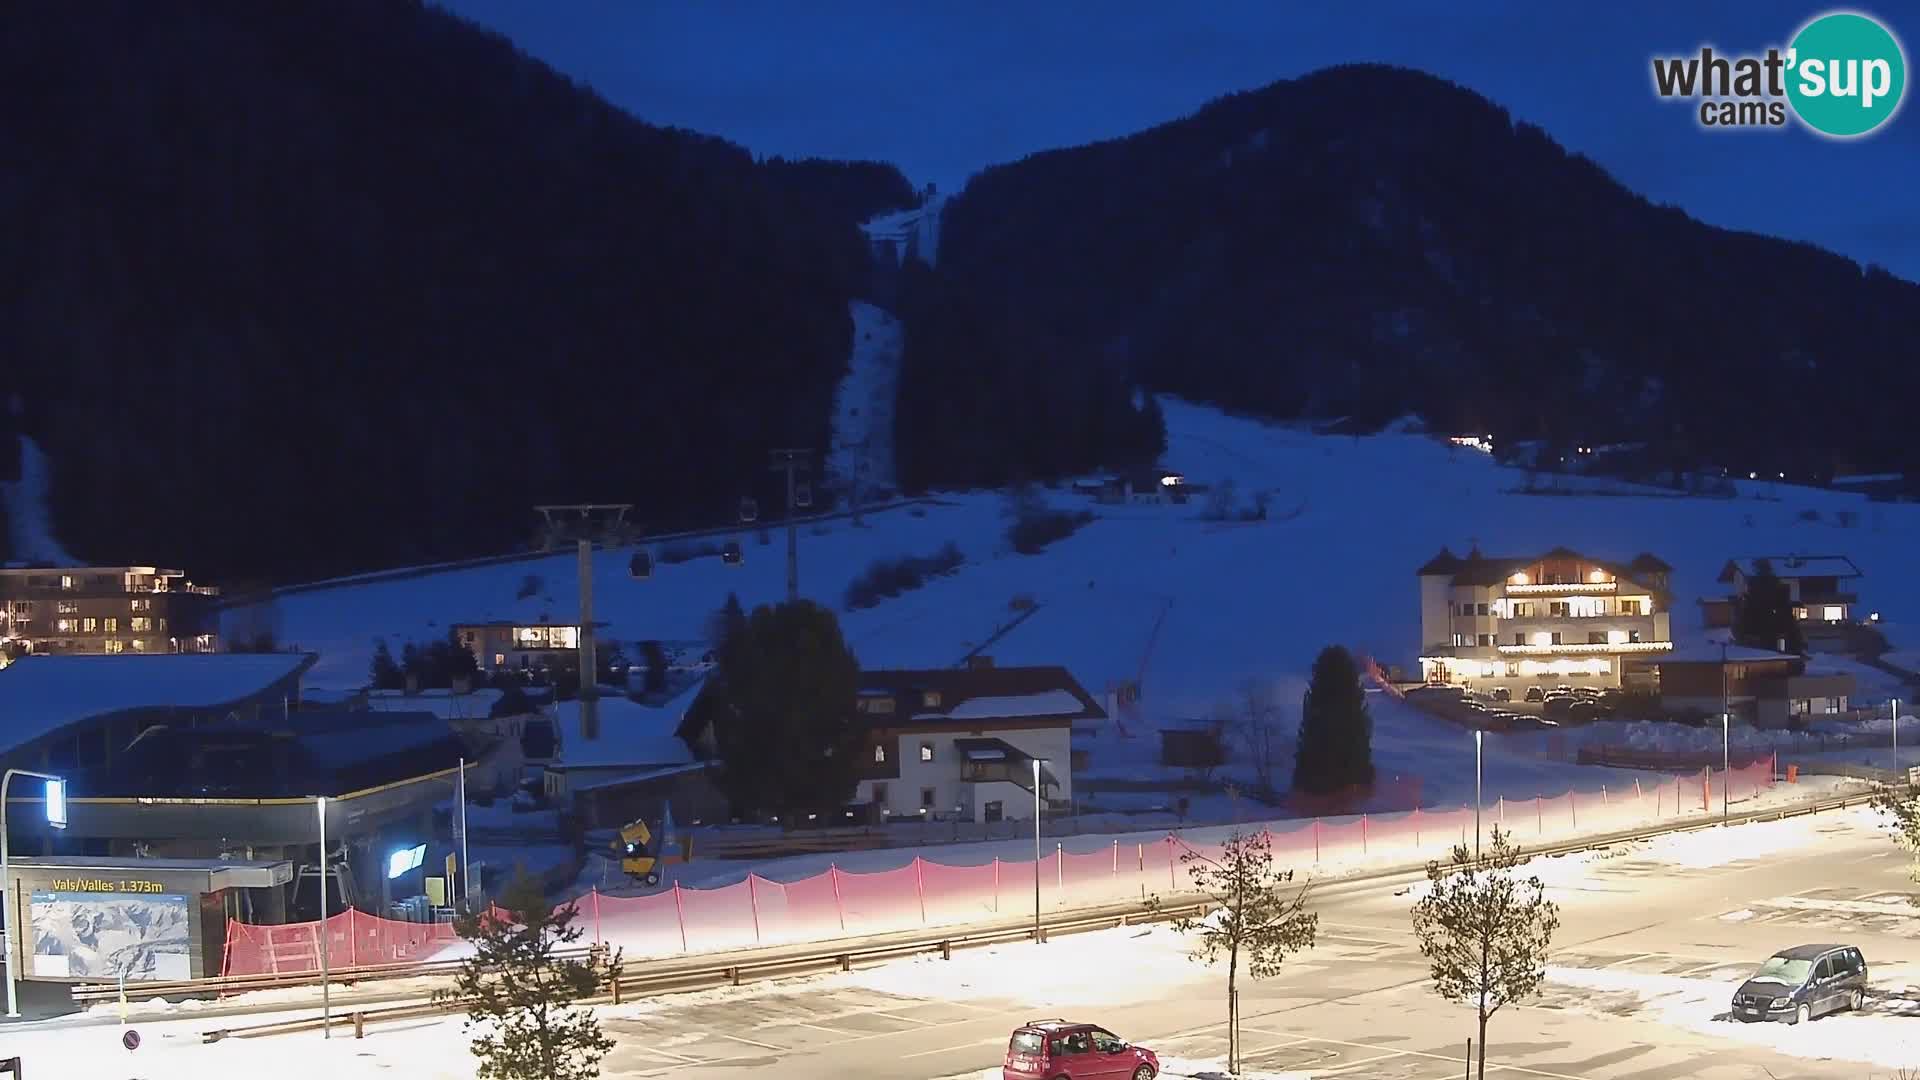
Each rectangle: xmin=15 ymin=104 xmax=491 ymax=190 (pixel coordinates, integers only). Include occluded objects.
xmin=1702 ymin=555 xmax=1865 ymax=644
xmin=1416 ymin=546 xmax=1673 ymax=692
xmin=0 ymin=566 xmax=218 ymax=656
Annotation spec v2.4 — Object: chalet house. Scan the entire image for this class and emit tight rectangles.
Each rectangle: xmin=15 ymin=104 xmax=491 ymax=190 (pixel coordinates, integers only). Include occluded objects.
xmin=1079 ymin=470 xmax=1189 ymax=505
xmin=853 ymin=659 xmax=1103 ymax=823
xmin=1703 ymin=556 xmax=1864 ymax=643
xmin=0 ymin=565 xmax=219 ymax=656
xmin=1417 ymin=546 xmax=1674 ymax=692
xmin=453 ymin=620 xmax=609 ymax=673
xmin=1632 ymin=644 xmax=1856 ymax=729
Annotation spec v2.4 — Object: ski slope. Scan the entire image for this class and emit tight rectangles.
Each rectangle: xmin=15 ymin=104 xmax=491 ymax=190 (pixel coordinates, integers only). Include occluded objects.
xmin=258 ymin=397 xmax=1920 ymax=801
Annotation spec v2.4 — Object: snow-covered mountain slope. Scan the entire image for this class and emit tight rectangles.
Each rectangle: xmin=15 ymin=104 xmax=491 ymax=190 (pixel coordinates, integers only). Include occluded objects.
xmin=823 ymin=301 xmax=903 ymax=500
xmin=0 ymin=435 xmax=76 ymax=565
xmin=263 ymin=397 xmax=1920 ymax=719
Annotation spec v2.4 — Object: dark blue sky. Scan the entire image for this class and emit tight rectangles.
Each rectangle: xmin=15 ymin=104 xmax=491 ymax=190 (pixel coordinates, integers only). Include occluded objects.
xmin=441 ymin=1 xmax=1919 ymax=280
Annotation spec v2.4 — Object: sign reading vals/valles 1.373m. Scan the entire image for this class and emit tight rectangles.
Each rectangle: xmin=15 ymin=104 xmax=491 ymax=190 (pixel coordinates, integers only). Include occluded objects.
xmin=46 ymin=878 xmax=169 ymax=894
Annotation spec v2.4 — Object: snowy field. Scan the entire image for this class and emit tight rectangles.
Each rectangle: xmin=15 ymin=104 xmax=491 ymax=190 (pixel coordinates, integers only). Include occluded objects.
xmin=249 ymin=397 xmax=1920 ymax=816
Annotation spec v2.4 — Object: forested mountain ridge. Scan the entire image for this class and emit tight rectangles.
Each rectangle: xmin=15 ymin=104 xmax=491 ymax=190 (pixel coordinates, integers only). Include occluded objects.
xmin=0 ymin=1 xmax=908 ymax=581
xmin=923 ymin=64 xmax=1920 ymax=479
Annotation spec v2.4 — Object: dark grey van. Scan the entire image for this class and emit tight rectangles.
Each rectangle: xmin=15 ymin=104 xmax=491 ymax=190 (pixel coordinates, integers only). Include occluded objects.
xmin=1731 ymin=944 xmax=1867 ymax=1024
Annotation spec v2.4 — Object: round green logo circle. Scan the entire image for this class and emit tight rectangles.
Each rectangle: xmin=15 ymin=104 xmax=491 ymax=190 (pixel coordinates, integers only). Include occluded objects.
xmin=1786 ymin=12 xmax=1907 ymax=137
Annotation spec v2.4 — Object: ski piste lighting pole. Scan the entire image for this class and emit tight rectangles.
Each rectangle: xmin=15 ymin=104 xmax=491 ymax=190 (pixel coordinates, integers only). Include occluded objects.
xmin=1474 ymin=730 xmax=1483 ymax=860
xmin=770 ymin=449 xmax=811 ymax=603
xmin=317 ymin=795 xmax=331 ymax=1038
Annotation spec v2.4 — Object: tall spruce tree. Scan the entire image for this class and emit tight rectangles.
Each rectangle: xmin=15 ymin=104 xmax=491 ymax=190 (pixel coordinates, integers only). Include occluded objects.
xmin=1732 ymin=559 xmax=1806 ymax=654
xmin=369 ymin=638 xmax=404 ymax=690
xmin=694 ymin=598 xmax=862 ymax=818
xmin=1293 ymin=645 xmax=1374 ymax=795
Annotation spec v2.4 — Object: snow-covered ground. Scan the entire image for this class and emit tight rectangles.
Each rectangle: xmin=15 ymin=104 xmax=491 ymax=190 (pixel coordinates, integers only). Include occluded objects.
xmin=824 ymin=300 xmax=903 ymax=500
xmin=254 ymin=397 xmax=1920 ymax=812
xmin=0 ymin=434 xmax=76 ymax=564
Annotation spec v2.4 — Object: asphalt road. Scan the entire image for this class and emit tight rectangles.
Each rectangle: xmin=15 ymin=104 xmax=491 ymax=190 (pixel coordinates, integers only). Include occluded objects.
xmin=579 ymin=811 xmax=1916 ymax=1079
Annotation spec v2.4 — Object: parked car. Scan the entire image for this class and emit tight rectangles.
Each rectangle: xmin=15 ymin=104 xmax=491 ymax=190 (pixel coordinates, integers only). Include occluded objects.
xmin=1542 ymin=695 xmax=1577 ymax=719
xmin=1567 ymin=701 xmax=1601 ymax=725
xmin=1004 ymin=1020 xmax=1160 ymax=1080
xmin=1731 ymin=945 xmax=1867 ymax=1025
xmin=1570 ymin=686 xmax=1601 ymax=698
xmin=1523 ymin=686 xmax=1546 ymax=703
xmin=1510 ymin=713 xmax=1561 ymax=730
xmin=1490 ymin=687 xmax=1512 ymax=702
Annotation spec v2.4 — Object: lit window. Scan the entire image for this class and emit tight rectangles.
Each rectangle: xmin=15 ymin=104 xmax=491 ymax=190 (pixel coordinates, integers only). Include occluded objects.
xmin=1793 ymin=607 xmax=1808 ymax=620
xmin=81 ymin=618 xmax=97 ymax=633
xmin=130 ymin=617 xmax=151 ymax=632
xmin=157 ymin=617 xmax=167 ymax=632
xmin=56 ymin=600 xmax=77 ymax=614
xmin=873 ymin=744 xmax=887 ymax=764
xmin=103 ymin=617 xmax=117 ymax=633
xmin=54 ymin=618 xmax=76 ymax=633
xmin=1823 ymin=606 xmax=1844 ymax=622
xmin=1607 ymin=630 xmax=1629 ymax=645
xmin=130 ymin=598 xmax=150 ymax=612
xmin=919 ymin=744 xmax=934 ymax=762
xmin=103 ymin=639 xmax=124 ymax=654
xmin=1509 ymin=572 xmax=1529 ymax=586
xmin=1589 ymin=569 xmax=1609 ymax=584
xmin=922 ymin=691 xmax=942 ymax=708
xmin=60 ymin=575 xmax=74 ymax=590
xmin=130 ymin=639 xmax=146 ymax=652
xmin=1530 ymin=632 xmax=1552 ymax=647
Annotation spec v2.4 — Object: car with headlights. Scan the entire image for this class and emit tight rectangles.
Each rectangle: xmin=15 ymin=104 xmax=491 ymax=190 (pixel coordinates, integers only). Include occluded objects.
xmin=1731 ymin=944 xmax=1867 ymax=1024
xmin=1003 ymin=1019 xmax=1159 ymax=1080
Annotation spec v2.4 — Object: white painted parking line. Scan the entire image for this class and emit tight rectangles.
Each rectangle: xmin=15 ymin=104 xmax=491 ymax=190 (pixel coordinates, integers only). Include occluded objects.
xmin=900 ymin=1036 xmax=1004 ymax=1060
xmin=716 ymin=1031 xmax=788 ymax=1052
xmin=1601 ymin=952 xmax=1660 ymax=969
xmin=1315 ymin=1049 xmax=1412 ymax=1074
xmin=1237 ymin=1028 xmax=1593 ymax=1080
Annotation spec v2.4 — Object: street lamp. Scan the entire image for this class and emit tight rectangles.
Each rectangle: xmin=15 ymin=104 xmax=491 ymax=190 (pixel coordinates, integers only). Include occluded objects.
xmin=1032 ymin=757 xmax=1044 ymax=943
xmin=1721 ymin=710 xmax=1730 ymax=823
xmin=1474 ymin=730 xmax=1483 ymax=860
xmin=1 ymin=769 xmax=67 ymax=1018
xmin=316 ymin=795 xmax=331 ymax=1038
xmin=1895 ymin=699 xmax=1902 ymax=772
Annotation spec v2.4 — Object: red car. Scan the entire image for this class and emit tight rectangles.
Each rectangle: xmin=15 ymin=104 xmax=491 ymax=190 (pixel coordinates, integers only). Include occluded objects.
xmin=1003 ymin=1019 xmax=1159 ymax=1080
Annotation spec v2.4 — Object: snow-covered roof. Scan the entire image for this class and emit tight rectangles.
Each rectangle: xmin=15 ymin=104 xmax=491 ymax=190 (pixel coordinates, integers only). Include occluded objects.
xmin=915 ymin=690 xmax=1087 ymax=722
xmin=569 ymin=762 xmax=709 ymax=792
xmin=367 ymin=687 xmax=504 ymax=720
xmin=1655 ymin=643 xmax=1800 ymax=664
xmin=0 ymin=653 xmax=316 ymax=755
xmin=547 ymin=689 xmax=698 ymax=770
xmin=1726 ymin=555 xmax=1862 ymax=580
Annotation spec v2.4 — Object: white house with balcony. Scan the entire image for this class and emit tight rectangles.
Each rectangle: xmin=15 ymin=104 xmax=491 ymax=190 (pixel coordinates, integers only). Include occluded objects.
xmin=1417 ymin=546 xmax=1675 ymax=692
xmin=851 ymin=659 xmax=1100 ymax=824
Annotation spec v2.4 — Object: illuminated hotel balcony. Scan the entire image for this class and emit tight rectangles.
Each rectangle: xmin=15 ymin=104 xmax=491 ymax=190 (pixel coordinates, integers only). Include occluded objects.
xmin=1502 ymin=581 xmax=1618 ymax=596
xmin=1495 ymin=640 xmax=1674 ymax=655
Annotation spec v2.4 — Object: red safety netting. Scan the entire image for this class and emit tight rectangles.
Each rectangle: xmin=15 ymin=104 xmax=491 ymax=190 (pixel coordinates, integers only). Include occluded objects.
xmin=222 ymin=908 xmax=461 ymax=977
xmin=222 ymin=752 xmax=1811 ymax=977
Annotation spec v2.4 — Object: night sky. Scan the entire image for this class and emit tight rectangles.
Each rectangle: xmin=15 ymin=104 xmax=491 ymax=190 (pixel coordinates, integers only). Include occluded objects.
xmin=440 ymin=1 xmax=1919 ymax=281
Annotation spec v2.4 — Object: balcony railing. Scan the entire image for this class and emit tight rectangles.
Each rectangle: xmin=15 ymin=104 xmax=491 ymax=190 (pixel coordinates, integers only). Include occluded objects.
xmin=1503 ymin=581 xmax=1617 ymax=595
xmin=1496 ymin=640 xmax=1675 ymax=656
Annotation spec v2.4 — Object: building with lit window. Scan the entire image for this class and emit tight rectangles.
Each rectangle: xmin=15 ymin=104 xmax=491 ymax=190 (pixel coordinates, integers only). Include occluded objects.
xmin=0 ymin=566 xmax=219 ymax=657
xmin=1416 ymin=547 xmax=1674 ymax=692
xmin=851 ymin=659 xmax=1099 ymax=823
xmin=452 ymin=620 xmax=605 ymax=672
xmin=1701 ymin=555 xmax=1864 ymax=645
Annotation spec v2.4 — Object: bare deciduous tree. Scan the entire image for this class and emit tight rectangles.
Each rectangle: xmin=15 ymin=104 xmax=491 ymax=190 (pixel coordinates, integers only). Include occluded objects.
xmin=1231 ymin=679 xmax=1287 ymax=799
xmin=1162 ymin=828 xmax=1317 ymax=1076
xmin=1871 ymin=784 xmax=1920 ymax=899
xmin=1410 ymin=827 xmax=1560 ymax=1080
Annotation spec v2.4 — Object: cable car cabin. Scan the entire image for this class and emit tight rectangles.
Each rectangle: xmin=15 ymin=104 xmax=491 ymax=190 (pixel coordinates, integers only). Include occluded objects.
xmin=738 ymin=496 xmax=759 ymax=524
xmin=794 ymin=480 xmax=813 ymax=509
xmin=628 ymin=551 xmax=652 ymax=579
xmin=721 ymin=541 xmax=744 ymax=565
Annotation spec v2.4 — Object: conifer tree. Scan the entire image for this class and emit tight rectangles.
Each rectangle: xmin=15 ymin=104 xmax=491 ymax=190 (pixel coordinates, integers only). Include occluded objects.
xmin=1292 ymin=645 xmax=1374 ymax=794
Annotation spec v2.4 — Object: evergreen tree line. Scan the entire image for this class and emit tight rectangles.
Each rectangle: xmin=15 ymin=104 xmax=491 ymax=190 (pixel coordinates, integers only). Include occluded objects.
xmin=930 ymin=64 xmax=1920 ymax=483
xmin=0 ymin=1 xmax=906 ymax=582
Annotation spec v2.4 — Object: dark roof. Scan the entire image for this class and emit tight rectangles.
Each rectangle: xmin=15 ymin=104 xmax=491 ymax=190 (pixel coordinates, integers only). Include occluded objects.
xmin=1424 ymin=547 xmax=1668 ymax=592
xmin=92 ymin=708 xmax=465 ymax=798
xmin=1719 ymin=555 xmax=1862 ymax=583
xmin=857 ymin=665 xmax=1106 ymax=723
xmin=1774 ymin=944 xmax=1852 ymax=960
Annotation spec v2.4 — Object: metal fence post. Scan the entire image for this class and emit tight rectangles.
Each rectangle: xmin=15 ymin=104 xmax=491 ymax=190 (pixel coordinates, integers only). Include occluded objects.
xmin=672 ymin=882 xmax=689 ymax=953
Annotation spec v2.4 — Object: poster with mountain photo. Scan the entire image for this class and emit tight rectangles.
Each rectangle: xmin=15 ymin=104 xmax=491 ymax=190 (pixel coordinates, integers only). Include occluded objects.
xmin=29 ymin=891 xmax=193 ymax=981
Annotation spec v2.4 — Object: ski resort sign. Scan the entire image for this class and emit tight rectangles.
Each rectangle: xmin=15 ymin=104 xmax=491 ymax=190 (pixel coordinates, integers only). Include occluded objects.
xmin=1651 ymin=10 xmax=1907 ymax=137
